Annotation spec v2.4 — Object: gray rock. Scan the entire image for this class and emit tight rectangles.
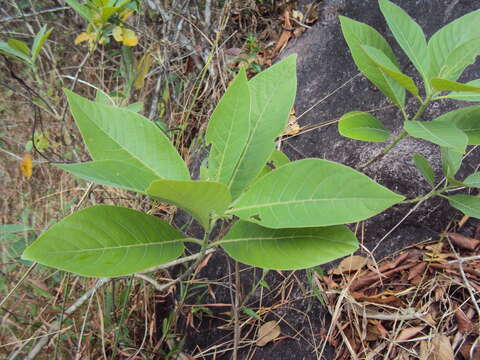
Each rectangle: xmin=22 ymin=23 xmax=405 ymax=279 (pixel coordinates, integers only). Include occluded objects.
xmin=281 ymin=0 xmax=480 ymax=259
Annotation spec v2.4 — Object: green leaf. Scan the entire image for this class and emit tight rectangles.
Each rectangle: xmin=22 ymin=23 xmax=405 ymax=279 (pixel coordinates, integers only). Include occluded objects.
xmin=441 ymin=146 xmax=463 ymax=179
xmin=447 ymin=194 xmax=480 ymax=219
xmin=404 ymin=120 xmax=468 ymax=152
xmin=445 ymin=79 xmax=480 ymax=102
xmin=378 ymin=0 xmax=429 ymax=80
xmin=228 ymin=158 xmax=404 ymax=228
xmin=412 ymin=154 xmax=435 ymax=186
xmin=338 ymin=111 xmax=390 ymax=142
xmin=65 ymin=90 xmax=190 ymax=181
xmin=126 ymin=101 xmax=143 ymax=113
xmin=95 ymin=88 xmax=114 ymax=105
xmin=432 ymin=78 xmax=480 ymax=93
xmin=255 ymin=149 xmax=290 ymax=180
xmin=31 ymin=25 xmax=53 ymax=62
xmin=222 ymin=221 xmax=358 ymax=270
xmin=64 ymin=0 xmax=92 ymax=21
xmin=436 ymin=37 xmax=480 ymax=82
xmin=0 ymin=42 xmax=31 ymax=63
xmin=339 ymin=16 xmax=405 ymax=108
xmin=228 ymin=55 xmax=297 ymax=198
xmin=427 ymin=10 xmax=480 ymax=80
xmin=361 ymin=45 xmax=419 ymax=97
xmin=56 ymin=160 xmax=159 ymax=193
xmin=434 ymin=106 xmax=480 ymax=145
xmin=22 ymin=205 xmax=185 ymax=277
xmin=7 ymin=39 xmax=30 ymax=56
xmin=463 ymin=173 xmax=480 ymax=188
xmin=147 ymin=180 xmax=231 ymax=229
xmin=205 ymin=68 xmax=251 ymax=185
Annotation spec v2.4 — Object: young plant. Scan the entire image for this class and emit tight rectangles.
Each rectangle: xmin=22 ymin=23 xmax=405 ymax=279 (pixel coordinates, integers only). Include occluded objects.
xmin=0 ymin=25 xmax=52 ymax=81
xmin=338 ymin=0 xmax=480 ymax=218
xmin=21 ymin=54 xmax=406 ymax=277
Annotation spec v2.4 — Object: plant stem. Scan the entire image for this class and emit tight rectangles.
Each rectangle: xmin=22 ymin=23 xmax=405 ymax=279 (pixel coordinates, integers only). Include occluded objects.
xmin=358 ymin=96 xmax=432 ymax=170
xmin=233 ymin=261 xmax=241 ymax=360
xmin=400 ymin=189 xmax=444 ymax=204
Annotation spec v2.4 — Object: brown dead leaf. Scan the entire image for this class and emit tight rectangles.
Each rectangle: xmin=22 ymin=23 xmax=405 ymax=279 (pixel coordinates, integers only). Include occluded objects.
xmin=283 ymin=109 xmax=300 ymax=136
xmin=256 ymin=320 xmax=281 ymax=347
xmin=430 ymin=334 xmax=454 ymax=360
xmin=396 ymin=326 xmax=424 ymax=341
xmin=407 ymin=262 xmax=427 ymax=280
xmin=446 ymin=232 xmax=480 ymax=251
xmin=331 ymin=255 xmax=371 ymax=275
xmin=273 ymin=9 xmax=293 ymax=55
xmin=420 ymin=340 xmax=433 ymax=359
xmin=454 ymin=307 xmax=473 ymax=333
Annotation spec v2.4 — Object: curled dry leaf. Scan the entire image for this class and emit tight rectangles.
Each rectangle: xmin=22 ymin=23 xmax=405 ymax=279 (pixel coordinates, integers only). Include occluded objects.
xmin=446 ymin=232 xmax=480 ymax=251
xmin=407 ymin=262 xmax=427 ymax=280
xmin=431 ymin=334 xmax=454 ymax=360
xmin=283 ymin=109 xmax=300 ymax=136
xmin=454 ymin=307 xmax=473 ymax=333
xmin=396 ymin=326 xmax=424 ymax=341
xmin=331 ymin=255 xmax=371 ymax=275
xmin=256 ymin=320 xmax=281 ymax=347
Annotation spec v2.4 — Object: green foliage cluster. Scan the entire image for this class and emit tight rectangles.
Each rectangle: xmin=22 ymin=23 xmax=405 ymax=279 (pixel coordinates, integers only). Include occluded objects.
xmin=21 ymin=0 xmax=480 ymax=279
xmin=338 ymin=0 xmax=480 ymax=217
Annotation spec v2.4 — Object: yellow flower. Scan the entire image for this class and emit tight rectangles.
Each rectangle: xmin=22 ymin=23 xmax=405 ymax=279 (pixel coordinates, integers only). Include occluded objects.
xmin=20 ymin=153 xmax=32 ymax=179
xmin=112 ymin=26 xmax=138 ymax=47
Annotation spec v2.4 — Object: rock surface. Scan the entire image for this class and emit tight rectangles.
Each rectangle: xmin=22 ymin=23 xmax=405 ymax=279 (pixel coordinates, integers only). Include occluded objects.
xmin=281 ymin=0 xmax=480 ymax=260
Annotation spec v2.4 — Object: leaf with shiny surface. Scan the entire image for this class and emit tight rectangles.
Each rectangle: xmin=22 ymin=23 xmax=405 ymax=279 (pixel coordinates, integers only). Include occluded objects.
xmin=445 ymin=79 xmax=480 ymax=102
xmin=22 ymin=205 xmax=185 ymax=277
xmin=434 ymin=106 xmax=480 ymax=145
xmin=221 ymin=221 xmax=358 ymax=270
xmin=228 ymin=159 xmax=404 ymax=228
xmin=339 ymin=111 xmax=390 ymax=142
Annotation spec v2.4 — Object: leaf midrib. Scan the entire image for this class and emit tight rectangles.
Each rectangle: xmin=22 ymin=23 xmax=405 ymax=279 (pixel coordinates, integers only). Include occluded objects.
xmin=75 ymin=104 xmax=165 ymax=179
xmin=228 ymin=196 xmax=397 ymax=213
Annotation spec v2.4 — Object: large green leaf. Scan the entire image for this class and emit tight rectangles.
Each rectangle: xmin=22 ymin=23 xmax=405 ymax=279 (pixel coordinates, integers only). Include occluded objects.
xmin=56 ymin=160 xmax=159 ymax=193
xmin=65 ymin=90 xmax=190 ymax=181
xmin=427 ymin=10 xmax=480 ymax=80
xmin=436 ymin=37 xmax=480 ymax=82
xmin=412 ymin=154 xmax=435 ymax=186
xmin=228 ymin=159 xmax=404 ymax=228
xmin=361 ymin=45 xmax=419 ymax=97
xmin=228 ymin=55 xmax=297 ymax=198
xmin=205 ymin=68 xmax=251 ymax=185
xmin=404 ymin=120 xmax=467 ymax=152
xmin=338 ymin=111 xmax=390 ymax=142
xmin=447 ymin=194 xmax=480 ymax=219
xmin=147 ymin=180 xmax=231 ymax=229
xmin=445 ymin=79 xmax=480 ymax=102
xmin=432 ymin=78 xmax=480 ymax=93
xmin=255 ymin=149 xmax=290 ymax=180
xmin=463 ymin=173 xmax=480 ymax=188
xmin=378 ymin=0 xmax=429 ymax=80
xmin=441 ymin=146 xmax=463 ymax=179
xmin=64 ymin=0 xmax=92 ymax=21
xmin=339 ymin=16 xmax=405 ymax=108
xmin=221 ymin=221 xmax=358 ymax=270
xmin=31 ymin=25 xmax=53 ymax=62
xmin=434 ymin=106 xmax=480 ymax=144
xmin=22 ymin=205 xmax=185 ymax=277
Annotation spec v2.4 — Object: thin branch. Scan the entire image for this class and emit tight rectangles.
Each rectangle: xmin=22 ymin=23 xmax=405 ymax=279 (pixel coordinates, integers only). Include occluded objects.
xmin=0 ymin=6 xmax=70 ymax=23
